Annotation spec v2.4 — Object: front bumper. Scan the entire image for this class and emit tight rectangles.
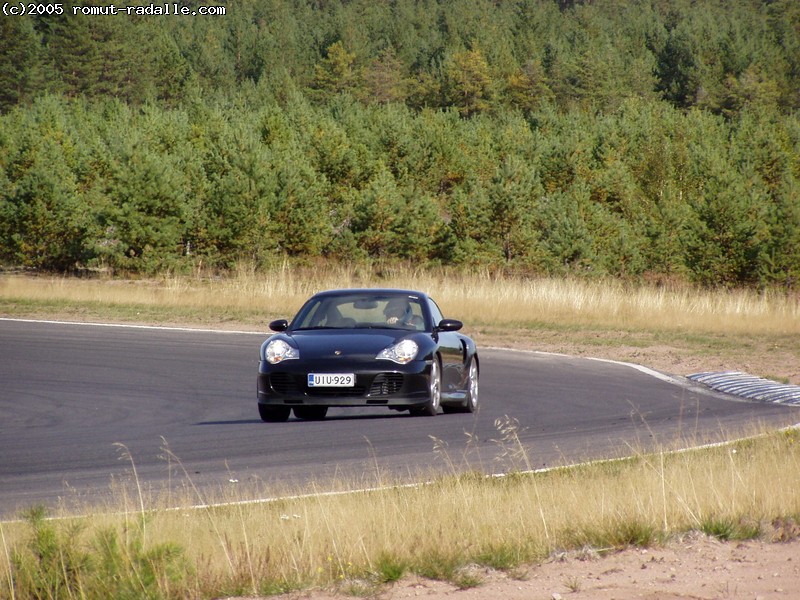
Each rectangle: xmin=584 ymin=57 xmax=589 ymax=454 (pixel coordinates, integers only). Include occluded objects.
xmin=257 ymin=359 xmax=431 ymax=408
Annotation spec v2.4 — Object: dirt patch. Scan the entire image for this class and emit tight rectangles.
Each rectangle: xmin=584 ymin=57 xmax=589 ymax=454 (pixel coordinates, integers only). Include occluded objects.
xmin=382 ymin=536 xmax=800 ymax=600
xmin=231 ymin=534 xmax=800 ymax=600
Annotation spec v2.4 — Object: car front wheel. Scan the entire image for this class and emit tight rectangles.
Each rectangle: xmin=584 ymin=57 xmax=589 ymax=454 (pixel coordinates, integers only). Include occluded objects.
xmin=259 ymin=404 xmax=291 ymax=422
xmin=293 ymin=406 xmax=328 ymax=420
xmin=412 ymin=359 xmax=441 ymax=417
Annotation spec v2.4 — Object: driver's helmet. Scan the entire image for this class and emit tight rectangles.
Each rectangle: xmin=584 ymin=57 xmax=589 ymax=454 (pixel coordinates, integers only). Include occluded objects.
xmin=384 ymin=297 xmax=411 ymax=320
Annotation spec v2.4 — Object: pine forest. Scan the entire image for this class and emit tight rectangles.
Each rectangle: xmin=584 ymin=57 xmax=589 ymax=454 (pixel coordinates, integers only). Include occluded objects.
xmin=1 ymin=0 xmax=799 ymax=288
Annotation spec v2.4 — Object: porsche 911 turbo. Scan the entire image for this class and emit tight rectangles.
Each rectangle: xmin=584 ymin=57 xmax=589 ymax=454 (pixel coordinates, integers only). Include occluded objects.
xmin=257 ymin=288 xmax=479 ymax=421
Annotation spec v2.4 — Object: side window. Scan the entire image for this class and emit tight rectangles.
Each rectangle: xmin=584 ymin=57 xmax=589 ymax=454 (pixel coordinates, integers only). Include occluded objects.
xmin=293 ymin=299 xmax=323 ymax=328
xmin=428 ymin=298 xmax=444 ymax=327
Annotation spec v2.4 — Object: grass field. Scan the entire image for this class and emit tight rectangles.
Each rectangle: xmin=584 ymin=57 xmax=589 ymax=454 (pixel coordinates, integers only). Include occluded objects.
xmin=2 ymin=265 xmax=798 ymax=335
xmin=2 ymin=267 xmax=800 ymax=599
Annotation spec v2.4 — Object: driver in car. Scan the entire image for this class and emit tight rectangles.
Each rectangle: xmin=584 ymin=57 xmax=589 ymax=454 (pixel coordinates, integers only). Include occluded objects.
xmin=384 ymin=298 xmax=413 ymax=326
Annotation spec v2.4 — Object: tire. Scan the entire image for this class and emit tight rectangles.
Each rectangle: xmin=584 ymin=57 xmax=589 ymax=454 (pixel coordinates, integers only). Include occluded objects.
xmin=293 ymin=406 xmax=329 ymax=420
xmin=443 ymin=358 xmax=479 ymax=414
xmin=412 ymin=358 xmax=441 ymax=417
xmin=258 ymin=404 xmax=291 ymax=422
xmin=463 ymin=358 xmax=479 ymax=413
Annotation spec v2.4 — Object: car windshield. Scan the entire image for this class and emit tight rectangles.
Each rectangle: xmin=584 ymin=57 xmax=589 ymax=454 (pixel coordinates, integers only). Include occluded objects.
xmin=291 ymin=293 xmax=427 ymax=331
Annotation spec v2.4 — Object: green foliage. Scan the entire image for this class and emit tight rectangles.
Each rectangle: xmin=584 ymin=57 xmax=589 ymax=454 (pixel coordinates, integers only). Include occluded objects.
xmin=484 ymin=155 xmax=544 ymax=264
xmin=0 ymin=1 xmax=798 ymax=287
xmin=312 ymin=41 xmax=360 ymax=98
xmin=474 ymin=542 xmax=526 ymax=570
xmin=374 ymin=552 xmax=407 ymax=584
xmin=361 ymin=48 xmax=410 ymax=105
xmin=0 ymin=95 xmax=98 ymax=270
xmin=92 ymin=528 xmax=186 ymax=600
xmin=563 ymin=517 xmax=662 ymax=550
xmin=443 ymin=46 xmax=495 ymax=117
xmin=700 ymin=517 xmax=762 ymax=541
xmin=9 ymin=506 xmax=189 ymax=600
xmin=5 ymin=0 xmax=798 ymax=116
xmin=0 ymin=18 xmax=44 ymax=111
xmin=10 ymin=506 xmax=91 ymax=599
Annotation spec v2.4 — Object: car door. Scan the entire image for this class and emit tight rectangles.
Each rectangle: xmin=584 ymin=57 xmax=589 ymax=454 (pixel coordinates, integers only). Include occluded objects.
xmin=427 ymin=298 xmax=466 ymax=394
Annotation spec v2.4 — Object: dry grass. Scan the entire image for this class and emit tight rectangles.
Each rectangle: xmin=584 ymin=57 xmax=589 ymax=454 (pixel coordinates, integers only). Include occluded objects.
xmin=3 ymin=427 xmax=799 ymax=598
xmin=1 ymin=264 xmax=798 ymax=336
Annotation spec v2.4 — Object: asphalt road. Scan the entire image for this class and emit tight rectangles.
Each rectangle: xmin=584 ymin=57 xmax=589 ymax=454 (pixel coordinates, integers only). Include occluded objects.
xmin=1 ymin=318 xmax=798 ymax=518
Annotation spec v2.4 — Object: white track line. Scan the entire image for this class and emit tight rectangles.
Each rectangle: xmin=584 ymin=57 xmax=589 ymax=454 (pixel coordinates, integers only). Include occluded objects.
xmin=0 ymin=316 xmax=263 ymax=335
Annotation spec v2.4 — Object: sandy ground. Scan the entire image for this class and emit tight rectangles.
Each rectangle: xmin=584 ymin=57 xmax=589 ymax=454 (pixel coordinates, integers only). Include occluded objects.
xmin=229 ymin=532 xmax=800 ymax=600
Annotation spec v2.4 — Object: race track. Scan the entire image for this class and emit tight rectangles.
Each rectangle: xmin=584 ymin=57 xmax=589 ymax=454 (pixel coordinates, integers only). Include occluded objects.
xmin=1 ymin=318 xmax=798 ymax=517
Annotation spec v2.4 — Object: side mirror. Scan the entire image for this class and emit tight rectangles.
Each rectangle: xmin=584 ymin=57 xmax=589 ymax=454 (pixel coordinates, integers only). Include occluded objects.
xmin=269 ymin=319 xmax=289 ymax=332
xmin=436 ymin=318 xmax=463 ymax=332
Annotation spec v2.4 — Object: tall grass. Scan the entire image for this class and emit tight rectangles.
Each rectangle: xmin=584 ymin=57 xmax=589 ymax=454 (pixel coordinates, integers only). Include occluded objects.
xmin=1 ymin=264 xmax=797 ymax=335
xmin=3 ymin=428 xmax=799 ymax=599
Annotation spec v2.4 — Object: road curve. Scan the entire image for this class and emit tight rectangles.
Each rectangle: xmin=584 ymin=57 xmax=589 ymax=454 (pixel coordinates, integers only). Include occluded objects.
xmin=1 ymin=319 xmax=798 ymax=517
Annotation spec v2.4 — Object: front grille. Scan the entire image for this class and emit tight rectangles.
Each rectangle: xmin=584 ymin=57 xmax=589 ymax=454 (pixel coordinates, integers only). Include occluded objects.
xmin=269 ymin=372 xmax=297 ymax=394
xmin=368 ymin=373 xmax=404 ymax=396
xmin=268 ymin=372 xmax=367 ymax=397
xmin=306 ymin=385 xmax=367 ymax=397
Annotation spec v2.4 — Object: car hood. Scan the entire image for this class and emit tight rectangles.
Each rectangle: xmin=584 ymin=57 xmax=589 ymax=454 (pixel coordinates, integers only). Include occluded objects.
xmin=286 ymin=329 xmax=412 ymax=360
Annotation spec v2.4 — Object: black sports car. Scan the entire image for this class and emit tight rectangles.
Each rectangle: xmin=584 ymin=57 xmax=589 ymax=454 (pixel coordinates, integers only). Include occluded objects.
xmin=257 ymin=288 xmax=479 ymax=421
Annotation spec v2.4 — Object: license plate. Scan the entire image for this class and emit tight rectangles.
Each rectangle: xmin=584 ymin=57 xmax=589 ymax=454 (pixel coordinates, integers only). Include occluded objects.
xmin=308 ymin=373 xmax=355 ymax=387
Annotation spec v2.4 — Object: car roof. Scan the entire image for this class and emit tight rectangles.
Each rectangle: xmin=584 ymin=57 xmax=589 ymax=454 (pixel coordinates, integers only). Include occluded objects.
xmin=310 ymin=288 xmax=429 ymax=299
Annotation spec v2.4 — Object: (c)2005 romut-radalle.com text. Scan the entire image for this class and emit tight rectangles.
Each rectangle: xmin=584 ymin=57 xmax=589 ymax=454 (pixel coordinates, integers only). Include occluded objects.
xmin=2 ymin=2 xmax=227 ymax=16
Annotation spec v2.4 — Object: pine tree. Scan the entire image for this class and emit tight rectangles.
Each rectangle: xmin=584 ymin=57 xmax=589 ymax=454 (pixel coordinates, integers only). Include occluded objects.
xmin=0 ymin=18 xmax=45 ymax=111
xmin=486 ymin=156 xmax=542 ymax=264
xmin=312 ymin=41 xmax=359 ymax=98
xmin=361 ymin=47 xmax=409 ymax=105
xmin=444 ymin=46 xmax=495 ymax=117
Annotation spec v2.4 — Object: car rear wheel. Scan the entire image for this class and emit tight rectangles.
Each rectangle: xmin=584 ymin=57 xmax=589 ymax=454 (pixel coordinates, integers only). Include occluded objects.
xmin=293 ymin=406 xmax=329 ymax=420
xmin=259 ymin=404 xmax=291 ymax=422
xmin=463 ymin=359 xmax=479 ymax=412
xmin=412 ymin=359 xmax=441 ymax=417
xmin=443 ymin=358 xmax=479 ymax=414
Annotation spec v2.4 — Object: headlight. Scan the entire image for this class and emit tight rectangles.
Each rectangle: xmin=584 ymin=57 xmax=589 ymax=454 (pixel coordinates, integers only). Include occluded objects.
xmin=376 ymin=339 xmax=419 ymax=364
xmin=264 ymin=339 xmax=299 ymax=364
